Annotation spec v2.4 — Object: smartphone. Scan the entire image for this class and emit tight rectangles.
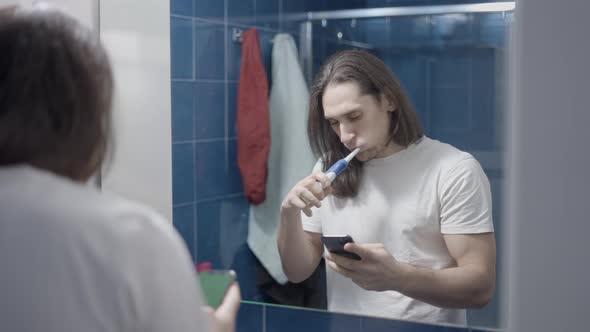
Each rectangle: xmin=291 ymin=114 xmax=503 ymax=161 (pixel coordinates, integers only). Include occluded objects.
xmin=321 ymin=235 xmax=361 ymax=260
xmin=198 ymin=269 xmax=237 ymax=309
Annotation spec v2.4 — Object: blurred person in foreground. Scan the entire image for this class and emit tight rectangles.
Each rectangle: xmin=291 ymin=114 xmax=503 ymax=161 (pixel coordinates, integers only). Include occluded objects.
xmin=0 ymin=5 xmax=240 ymax=332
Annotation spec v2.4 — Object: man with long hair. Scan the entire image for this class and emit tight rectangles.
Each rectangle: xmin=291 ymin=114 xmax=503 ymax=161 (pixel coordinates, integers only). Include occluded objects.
xmin=278 ymin=50 xmax=495 ymax=325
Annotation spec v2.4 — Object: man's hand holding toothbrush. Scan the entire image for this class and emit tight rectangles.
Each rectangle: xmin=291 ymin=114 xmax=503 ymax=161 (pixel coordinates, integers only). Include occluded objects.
xmin=280 ymin=147 xmax=360 ymax=217
xmin=280 ymin=172 xmax=333 ymax=217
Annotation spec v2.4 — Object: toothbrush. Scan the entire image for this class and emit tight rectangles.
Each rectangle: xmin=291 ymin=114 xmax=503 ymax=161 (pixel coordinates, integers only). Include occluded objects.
xmin=320 ymin=147 xmax=361 ymax=186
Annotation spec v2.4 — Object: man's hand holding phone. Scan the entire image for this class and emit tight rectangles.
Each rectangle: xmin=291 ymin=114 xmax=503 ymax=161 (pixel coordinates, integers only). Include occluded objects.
xmin=321 ymin=235 xmax=362 ymax=260
xmin=323 ymin=238 xmax=407 ymax=293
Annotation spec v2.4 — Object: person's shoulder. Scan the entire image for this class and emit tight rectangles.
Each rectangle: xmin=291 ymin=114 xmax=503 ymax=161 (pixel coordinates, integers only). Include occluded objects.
xmin=12 ymin=166 xmax=176 ymax=246
xmin=83 ymin=190 xmax=181 ymax=252
xmin=99 ymin=193 xmax=171 ymax=230
xmin=57 ymin=179 xmax=190 ymax=278
xmin=420 ymin=137 xmax=477 ymax=171
xmin=420 ymin=138 xmax=488 ymax=188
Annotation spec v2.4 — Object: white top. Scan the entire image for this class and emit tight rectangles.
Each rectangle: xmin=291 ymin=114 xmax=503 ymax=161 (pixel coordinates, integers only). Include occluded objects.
xmin=302 ymin=136 xmax=494 ymax=325
xmin=0 ymin=165 xmax=209 ymax=332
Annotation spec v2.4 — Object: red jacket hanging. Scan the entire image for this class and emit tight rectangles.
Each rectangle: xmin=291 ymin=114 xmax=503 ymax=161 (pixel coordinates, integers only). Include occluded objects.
xmin=237 ymin=28 xmax=270 ymax=204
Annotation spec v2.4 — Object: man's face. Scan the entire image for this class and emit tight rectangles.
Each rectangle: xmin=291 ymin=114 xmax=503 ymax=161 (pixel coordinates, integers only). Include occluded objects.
xmin=322 ymin=82 xmax=394 ymax=161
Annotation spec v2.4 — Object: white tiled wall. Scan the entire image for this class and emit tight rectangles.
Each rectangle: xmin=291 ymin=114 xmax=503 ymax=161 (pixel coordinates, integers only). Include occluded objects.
xmin=0 ymin=0 xmax=98 ymax=30
xmin=99 ymin=0 xmax=173 ymax=221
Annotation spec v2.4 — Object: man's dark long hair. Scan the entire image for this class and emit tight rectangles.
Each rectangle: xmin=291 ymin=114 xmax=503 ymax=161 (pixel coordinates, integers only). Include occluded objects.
xmin=308 ymin=50 xmax=423 ymax=197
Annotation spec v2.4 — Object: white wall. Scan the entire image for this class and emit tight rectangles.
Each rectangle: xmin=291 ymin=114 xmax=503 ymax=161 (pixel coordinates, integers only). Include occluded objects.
xmin=0 ymin=0 xmax=173 ymax=220
xmin=507 ymin=0 xmax=590 ymax=331
xmin=0 ymin=0 xmax=98 ymax=30
xmin=2 ymin=0 xmax=173 ymax=221
xmin=99 ymin=0 xmax=173 ymax=221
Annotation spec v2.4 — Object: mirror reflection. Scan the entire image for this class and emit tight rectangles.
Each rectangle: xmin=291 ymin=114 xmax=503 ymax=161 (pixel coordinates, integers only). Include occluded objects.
xmin=170 ymin=1 xmax=514 ymax=330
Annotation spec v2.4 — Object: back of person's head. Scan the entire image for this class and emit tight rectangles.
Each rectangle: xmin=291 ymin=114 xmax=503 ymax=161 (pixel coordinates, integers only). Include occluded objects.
xmin=0 ymin=6 xmax=113 ymax=181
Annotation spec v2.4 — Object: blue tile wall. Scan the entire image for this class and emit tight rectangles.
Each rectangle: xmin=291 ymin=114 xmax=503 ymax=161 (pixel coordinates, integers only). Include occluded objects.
xmin=364 ymin=18 xmax=391 ymax=47
xmin=171 ymin=17 xmax=193 ymax=79
xmin=387 ymin=55 xmax=426 ymax=105
xmin=255 ymin=0 xmax=280 ymax=30
xmin=431 ymin=54 xmax=470 ymax=88
xmin=227 ymin=82 xmax=238 ymax=137
xmin=172 ymin=143 xmax=195 ymax=204
xmin=171 ymin=81 xmax=195 ymax=142
xmin=173 ymin=203 xmax=196 ymax=260
xmin=430 ymin=87 xmax=470 ymax=130
xmin=385 ymin=54 xmax=430 ymax=130
xmin=194 ymin=140 xmax=242 ymax=200
xmin=280 ymin=1 xmax=305 ymax=34
xmin=281 ymin=0 xmax=305 ymax=13
xmin=228 ymin=0 xmax=255 ymax=24
xmin=431 ymin=17 xmax=470 ymax=49
xmin=226 ymin=139 xmax=243 ymax=187
xmin=282 ymin=0 xmax=324 ymax=12
xmin=282 ymin=0 xmax=370 ymax=12
xmin=266 ymin=305 xmax=361 ymax=332
xmin=194 ymin=21 xmax=226 ymax=80
xmin=194 ymin=0 xmax=224 ymax=19
xmin=361 ymin=316 xmax=468 ymax=332
xmin=237 ymin=302 xmax=489 ymax=332
xmin=389 ymin=16 xmax=431 ymax=47
xmin=237 ymin=302 xmax=264 ymax=332
xmin=171 ymin=0 xmax=193 ymax=16
xmin=194 ymin=82 xmax=225 ymax=139
xmin=475 ymin=12 xmax=508 ymax=48
xmin=470 ymin=51 xmax=496 ymax=150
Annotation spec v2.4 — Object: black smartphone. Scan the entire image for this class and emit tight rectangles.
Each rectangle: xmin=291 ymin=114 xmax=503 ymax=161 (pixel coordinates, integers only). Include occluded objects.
xmin=321 ymin=235 xmax=361 ymax=260
xmin=198 ymin=270 xmax=236 ymax=309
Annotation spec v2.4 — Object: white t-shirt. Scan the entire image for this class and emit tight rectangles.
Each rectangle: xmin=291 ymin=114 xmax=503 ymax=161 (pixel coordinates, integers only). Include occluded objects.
xmin=0 ymin=165 xmax=209 ymax=332
xmin=302 ymin=136 xmax=494 ymax=325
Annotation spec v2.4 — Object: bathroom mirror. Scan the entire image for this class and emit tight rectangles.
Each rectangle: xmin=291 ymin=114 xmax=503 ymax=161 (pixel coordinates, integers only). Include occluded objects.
xmin=169 ymin=1 xmax=514 ymax=329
